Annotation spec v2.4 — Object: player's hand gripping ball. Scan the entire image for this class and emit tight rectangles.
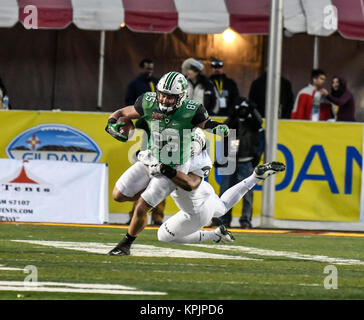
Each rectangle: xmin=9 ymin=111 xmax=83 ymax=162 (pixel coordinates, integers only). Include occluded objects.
xmin=105 ymin=117 xmax=135 ymax=142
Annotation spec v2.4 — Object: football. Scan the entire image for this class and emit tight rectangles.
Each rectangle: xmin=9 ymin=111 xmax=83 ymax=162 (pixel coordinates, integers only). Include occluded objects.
xmin=117 ymin=116 xmax=135 ymax=140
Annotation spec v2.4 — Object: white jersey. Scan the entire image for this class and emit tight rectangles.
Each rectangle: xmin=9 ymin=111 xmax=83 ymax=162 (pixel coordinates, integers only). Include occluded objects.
xmin=171 ymin=150 xmax=215 ymax=214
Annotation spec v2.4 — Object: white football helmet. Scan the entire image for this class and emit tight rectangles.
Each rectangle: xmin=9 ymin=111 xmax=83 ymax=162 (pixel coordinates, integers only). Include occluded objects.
xmin=156 ymin=71 xmax=188 ymax=113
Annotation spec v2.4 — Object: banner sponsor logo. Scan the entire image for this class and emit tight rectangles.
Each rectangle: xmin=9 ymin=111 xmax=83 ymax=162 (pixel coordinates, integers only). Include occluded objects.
xmin=0 ymin=161 xmax=54 ymax=219
xmin=6 ymin=124 xmax=101 ymax=162
xmin=1 ymin=160 xmax=53 ymax=195
xmin=0 ymin=159 xmax=107 ymax=224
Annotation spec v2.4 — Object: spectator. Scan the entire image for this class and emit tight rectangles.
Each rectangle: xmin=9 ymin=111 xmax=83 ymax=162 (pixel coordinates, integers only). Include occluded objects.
xmin=248 ymin=71 xmax=294 ymax=119
xmin=181 ymin=58 xmax=216 ymax=114
xmin=217 ymin=97 xmax=264 ymax=229
xmin=209 ymin=59 xmax=240 ymax=116
xmin=291 ymin=69 xmax=332 ymax=121
xmin=320 ymin=75 xmax=356 ymax=122
xmin=181 ymin=58 xmax=196 ymax=77
xmin=125 ymin=58 xmax=159 ymax=105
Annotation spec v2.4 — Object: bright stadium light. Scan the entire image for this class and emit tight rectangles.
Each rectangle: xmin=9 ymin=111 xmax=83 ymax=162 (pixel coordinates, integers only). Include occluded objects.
xmin=222 ymin=28 xmax=236 ymax=43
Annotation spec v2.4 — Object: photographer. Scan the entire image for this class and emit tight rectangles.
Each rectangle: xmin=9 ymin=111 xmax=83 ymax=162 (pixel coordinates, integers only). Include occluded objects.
xmin=217 ymin=97 xmax=264 ymax=228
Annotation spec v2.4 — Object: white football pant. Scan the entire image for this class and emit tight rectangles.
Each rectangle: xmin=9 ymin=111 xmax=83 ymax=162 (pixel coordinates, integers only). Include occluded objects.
xmin=158 ymin=174 xmax=259 ymax=243
xmin=115 ymin=160 xmax=191 ymax=207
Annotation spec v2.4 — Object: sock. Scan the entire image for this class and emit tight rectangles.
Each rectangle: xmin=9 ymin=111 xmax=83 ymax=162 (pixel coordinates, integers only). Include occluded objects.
xmin=119 ymin=233 xmax=136 ymax=246
xmin=170 ymin=230 xmax=220 ymax=243
xmin=220 ymin=173 xmax=260 ymax=212
xmin=200 ymin=230 xmax=220 ymax=242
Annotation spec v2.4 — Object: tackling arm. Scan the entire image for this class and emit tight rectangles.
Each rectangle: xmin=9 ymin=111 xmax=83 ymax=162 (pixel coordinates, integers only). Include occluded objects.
xmin=149 ymin=164 xmax=202 ymax=192
xmin=171 ymin=171 xmax=202 ymax=192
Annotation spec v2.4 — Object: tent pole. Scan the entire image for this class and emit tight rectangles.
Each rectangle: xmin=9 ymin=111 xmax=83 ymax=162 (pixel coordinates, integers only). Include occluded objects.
xmin=313 ymin=36 xmax=319 ymax=69
xmin=97 ymin=30 xmax=106 ymax=111
xmin=260 ymin=0 xmax=283 ymax=228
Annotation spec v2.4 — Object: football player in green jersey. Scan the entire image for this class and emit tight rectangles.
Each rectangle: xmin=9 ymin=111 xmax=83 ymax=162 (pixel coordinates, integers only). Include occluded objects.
xmin=106 ymin=71 xmax=230 ymax=256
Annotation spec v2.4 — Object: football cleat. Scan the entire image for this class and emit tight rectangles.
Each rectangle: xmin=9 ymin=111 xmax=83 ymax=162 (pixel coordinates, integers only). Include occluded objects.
xmin=108 ymin=243 xmax=131 ymax=256
xmin=213 ymin=225 xmax=235 ymax=243
xmin=254 ymin=161 xmax=286 ymax=180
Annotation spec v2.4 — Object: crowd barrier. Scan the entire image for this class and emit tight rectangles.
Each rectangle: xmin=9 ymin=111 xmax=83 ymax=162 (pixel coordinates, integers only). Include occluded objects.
xmin=0 ymin=110 xmax=362 ymax=228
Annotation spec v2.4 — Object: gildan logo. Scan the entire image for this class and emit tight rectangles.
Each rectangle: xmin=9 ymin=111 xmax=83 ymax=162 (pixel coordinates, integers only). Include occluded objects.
xmin=1 ymin=161 xmax=52 ymax=194
xmin=6 ymin=124 xmax=101 ymax=162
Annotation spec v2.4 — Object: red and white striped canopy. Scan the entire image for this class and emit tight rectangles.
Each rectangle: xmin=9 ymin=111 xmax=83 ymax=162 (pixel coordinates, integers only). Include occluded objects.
xmin=0 ymin=0 xmax=363 ymax=40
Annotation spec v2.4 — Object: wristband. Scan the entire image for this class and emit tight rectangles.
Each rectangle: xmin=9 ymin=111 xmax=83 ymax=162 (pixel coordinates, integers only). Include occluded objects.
xmin=108 ymin=118 xmax=117 ymax=124
xmin=160 ymin=164 xmax=177 ymax=179
xmin=204 ymin=119 xmax=221 ymax=130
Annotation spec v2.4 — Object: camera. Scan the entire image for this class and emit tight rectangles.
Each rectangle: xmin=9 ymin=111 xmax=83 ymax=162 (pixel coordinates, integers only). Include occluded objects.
xmin=234 ymin=98 xmax=251 ymax=119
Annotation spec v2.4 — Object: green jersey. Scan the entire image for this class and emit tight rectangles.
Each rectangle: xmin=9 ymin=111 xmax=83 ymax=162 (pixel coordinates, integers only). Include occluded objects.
xmin=134 ymin=92 xmax=209 ymax=166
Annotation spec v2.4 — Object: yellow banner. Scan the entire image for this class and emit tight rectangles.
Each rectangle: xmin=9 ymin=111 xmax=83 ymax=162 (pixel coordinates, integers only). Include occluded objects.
xmin=0 ymin=111 xmax=362 ymax=222
xmin=205 ymin=121 xmax=362 ymax=222
xmin=273 ymin=121 xmax=362 ymax=221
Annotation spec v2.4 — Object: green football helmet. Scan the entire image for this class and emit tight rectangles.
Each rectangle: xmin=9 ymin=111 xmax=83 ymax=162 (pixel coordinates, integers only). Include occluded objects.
xmin=156 ymin=71 xmax=188 ymax=113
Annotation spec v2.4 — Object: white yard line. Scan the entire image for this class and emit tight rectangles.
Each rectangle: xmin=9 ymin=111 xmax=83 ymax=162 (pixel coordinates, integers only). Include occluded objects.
xmin=0 ymin=281 xmax=135 ymax=290
xmin=0 ymin=281 xmax=166 ymax=295
xmin=298 ymin=283 xmax=320 ymax=287
xmin=0 ymin=264 xmax=23 ymax=271
xmin=12 ymin=240 xmax=261 ymax=261
xmin=185 ymin=244 xmax=364 ymax=266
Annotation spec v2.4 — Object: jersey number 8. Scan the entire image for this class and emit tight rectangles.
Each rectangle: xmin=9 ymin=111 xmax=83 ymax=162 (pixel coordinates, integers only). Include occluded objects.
xmin=186 ymin=104 xmax=196 ymax=110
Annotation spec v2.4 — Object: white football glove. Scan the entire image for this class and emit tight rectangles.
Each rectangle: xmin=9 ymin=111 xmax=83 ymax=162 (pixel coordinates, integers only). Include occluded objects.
xmin=148 ymin=163 xmax=162 ymax=177
xmin=137 ymin=150 xmax=159 ymax=166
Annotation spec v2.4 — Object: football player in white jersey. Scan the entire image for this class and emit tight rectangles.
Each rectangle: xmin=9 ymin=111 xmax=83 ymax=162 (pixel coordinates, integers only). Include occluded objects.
xmin=149 ymin=128 xmax=285 ymax=244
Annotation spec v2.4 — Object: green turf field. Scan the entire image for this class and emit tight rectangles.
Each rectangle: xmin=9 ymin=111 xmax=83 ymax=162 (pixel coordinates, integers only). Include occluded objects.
xmin=1 ymin=222 xmax=364 ymax=300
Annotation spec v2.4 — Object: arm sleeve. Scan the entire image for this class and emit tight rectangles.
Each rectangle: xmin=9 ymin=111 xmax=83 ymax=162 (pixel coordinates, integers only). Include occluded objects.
xmin=133 ymin=94 xmax=145 ymax=116
xmin=191 ymin=166 xmax=211 ymax=178
xmin=191 ymin=104 xmax=209 ymax=126
xmin=326 ymin=92 xmax=351 ymax=106
xmin=291 ymin=93 xmax=306 ymax=119
xmin=189 ymin=151 xmax=213 ymax=178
